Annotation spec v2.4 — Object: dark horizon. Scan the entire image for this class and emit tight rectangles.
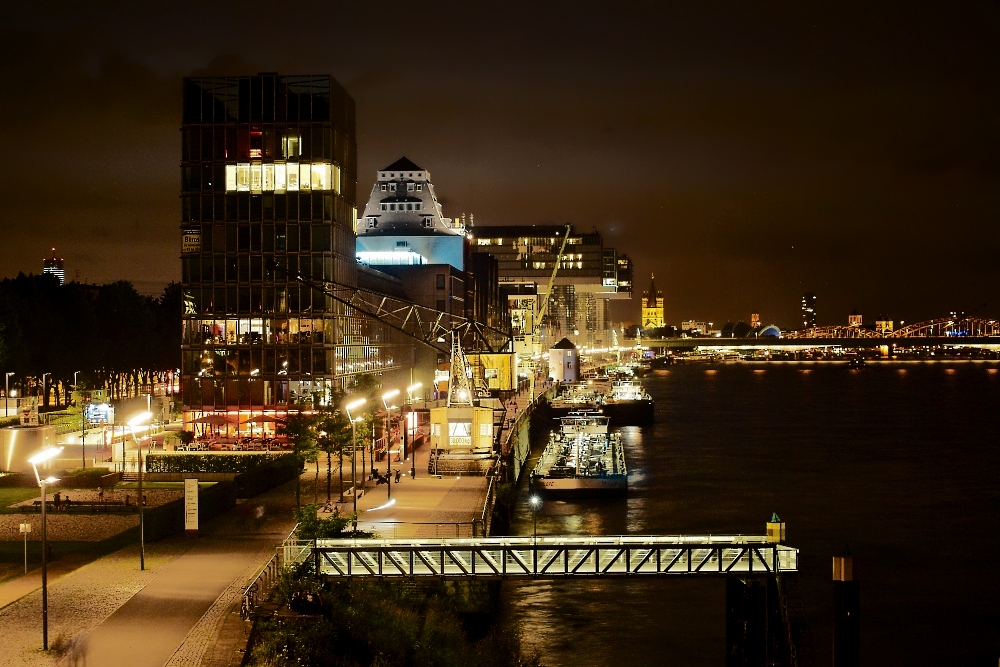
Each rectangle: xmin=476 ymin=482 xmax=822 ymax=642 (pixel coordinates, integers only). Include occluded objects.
xmin=1 ymin=2 xmax=997 ymax=329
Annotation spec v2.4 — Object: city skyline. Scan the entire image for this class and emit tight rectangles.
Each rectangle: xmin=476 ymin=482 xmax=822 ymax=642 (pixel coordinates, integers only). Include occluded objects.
xmin=0 ymin=3 xmax=997 ymax=327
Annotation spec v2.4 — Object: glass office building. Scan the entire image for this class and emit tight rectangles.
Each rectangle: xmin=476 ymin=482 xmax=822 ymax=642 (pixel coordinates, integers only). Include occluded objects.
xmin=179 ymin=74 xmax=408 ymax=421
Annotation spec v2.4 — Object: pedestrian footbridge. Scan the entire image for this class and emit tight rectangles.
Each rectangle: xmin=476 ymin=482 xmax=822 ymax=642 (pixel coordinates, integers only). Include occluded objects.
xmin=308 ymin=534 xmax=797 ymax=580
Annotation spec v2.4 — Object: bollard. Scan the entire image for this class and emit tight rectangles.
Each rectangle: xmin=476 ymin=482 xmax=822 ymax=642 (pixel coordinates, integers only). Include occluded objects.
xmin=833 ymin=548 xmax=860 ymax=667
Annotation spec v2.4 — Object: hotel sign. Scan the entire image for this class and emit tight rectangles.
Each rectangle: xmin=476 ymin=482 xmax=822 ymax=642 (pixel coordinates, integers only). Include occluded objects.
xmin=182 ymin=233 xmax=202 ymax=253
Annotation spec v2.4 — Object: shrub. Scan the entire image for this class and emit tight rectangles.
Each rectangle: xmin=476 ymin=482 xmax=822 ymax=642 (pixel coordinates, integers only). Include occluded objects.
xmin=146 ymin=453 xmax=294 ymax=474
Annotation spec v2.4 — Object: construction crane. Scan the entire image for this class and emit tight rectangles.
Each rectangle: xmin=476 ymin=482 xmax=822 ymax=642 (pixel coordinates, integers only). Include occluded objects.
xmin=533 ymin=223 xmax=573 ymax=340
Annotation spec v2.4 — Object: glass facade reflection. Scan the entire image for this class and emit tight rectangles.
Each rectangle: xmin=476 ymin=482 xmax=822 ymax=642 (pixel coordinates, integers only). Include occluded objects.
xmin=180 ymin=74 xmax=408 ymax=419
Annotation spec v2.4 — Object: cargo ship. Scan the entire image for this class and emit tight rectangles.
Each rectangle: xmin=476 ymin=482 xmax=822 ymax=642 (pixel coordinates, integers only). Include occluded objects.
xmin=530 ymin=412 xmax=627 ymax=496
xmin=601 ymin=379 xmax=655 ymax=425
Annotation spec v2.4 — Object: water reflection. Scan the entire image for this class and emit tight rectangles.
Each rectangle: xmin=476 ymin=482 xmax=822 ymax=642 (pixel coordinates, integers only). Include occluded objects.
xmin=507 ymin=363 xmax=1000 ymax=667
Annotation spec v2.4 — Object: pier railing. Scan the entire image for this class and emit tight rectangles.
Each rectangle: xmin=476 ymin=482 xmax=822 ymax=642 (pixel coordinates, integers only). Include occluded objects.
xmin=311 ymin=535 xmax=798 ymax=580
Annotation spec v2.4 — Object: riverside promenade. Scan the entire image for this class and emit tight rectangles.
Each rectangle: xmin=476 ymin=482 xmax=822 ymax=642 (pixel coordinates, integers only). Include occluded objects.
xmin=0 ymin=379 xmax=549 ymax=665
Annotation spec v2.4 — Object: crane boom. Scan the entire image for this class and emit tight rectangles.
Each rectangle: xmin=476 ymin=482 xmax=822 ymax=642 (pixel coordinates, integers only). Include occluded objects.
xmin=534 ymin=224 xmax=573 ymax=335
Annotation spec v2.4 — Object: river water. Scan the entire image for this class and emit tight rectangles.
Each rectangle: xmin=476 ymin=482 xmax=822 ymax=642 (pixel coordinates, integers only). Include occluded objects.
xmin=507 ymin=362 xmax=1000 ymax=666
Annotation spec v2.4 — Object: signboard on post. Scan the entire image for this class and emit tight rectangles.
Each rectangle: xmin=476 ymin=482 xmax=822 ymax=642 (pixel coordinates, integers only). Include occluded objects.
xmin=18 ymin=397 xmax=38 ymax=426
xmin=184 ymin=479 xmax=199 ymax=536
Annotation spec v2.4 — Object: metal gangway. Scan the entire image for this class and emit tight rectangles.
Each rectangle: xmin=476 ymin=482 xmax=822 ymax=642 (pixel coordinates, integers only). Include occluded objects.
xmin=310 ymin=534 xmax=797 ymax=580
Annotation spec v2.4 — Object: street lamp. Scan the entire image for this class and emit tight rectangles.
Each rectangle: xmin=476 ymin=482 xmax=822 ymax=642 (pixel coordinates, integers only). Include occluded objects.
xmin=344 ymin=398 xmax=366 ymax=530
xmin=128 ymin=411 xmax=153 ymax=571
xmin=381 ymin=389 xmax=399 ymax=481
xmin=5 ymin=372 xmax=14 ymax=418
xmin=405 ymin=382 xmax=422 ymax=478
xmin=529 ymin=495 xmax=541 ymax=541
xmin=28 ymin=446 xmax=63 ymax=651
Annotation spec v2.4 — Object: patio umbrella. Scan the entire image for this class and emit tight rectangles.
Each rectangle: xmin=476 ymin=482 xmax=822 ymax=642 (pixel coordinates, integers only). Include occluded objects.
xmin=241 ymin=415 xmax=286 ymax=425
xmin=191 ymin=414 xmax=236 ymax=426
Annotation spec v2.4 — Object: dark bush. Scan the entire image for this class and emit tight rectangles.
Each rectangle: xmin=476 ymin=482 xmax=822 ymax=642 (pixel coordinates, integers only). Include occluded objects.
xmin=146 ymin=453 xmax=293 ymax=474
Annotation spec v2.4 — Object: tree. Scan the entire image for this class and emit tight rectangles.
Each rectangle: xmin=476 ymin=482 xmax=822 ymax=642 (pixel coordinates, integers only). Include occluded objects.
xmin=316 ymin=401 xmax=353 ymax=503
xmin=279 ymin=399 xmax=321 ymax=510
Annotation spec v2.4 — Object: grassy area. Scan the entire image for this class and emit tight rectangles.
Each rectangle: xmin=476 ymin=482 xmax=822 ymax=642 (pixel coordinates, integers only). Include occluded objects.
xmin=0 ymin=488 xmax=40 ymax=513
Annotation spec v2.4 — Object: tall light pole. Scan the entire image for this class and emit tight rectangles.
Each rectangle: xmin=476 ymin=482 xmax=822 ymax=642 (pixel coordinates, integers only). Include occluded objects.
xmin=405 ymin=382 xmax=422 ymax=478
xmin=529 ymin=495 xmax=541 ymax=541
xmin=128 ymin=411 xmax=153 ymax=570
xmin=74 ymin=372 xmax=85 ymax=469
xmin=28 ymin=446 xmax=63 ymax=651
xmin=344 ymin=398 xmax=366 ymax=530
xmin=381 ymin=389 xmax=399 ymax=480
xmin=5 ymin=372 xmax=14 ymax=418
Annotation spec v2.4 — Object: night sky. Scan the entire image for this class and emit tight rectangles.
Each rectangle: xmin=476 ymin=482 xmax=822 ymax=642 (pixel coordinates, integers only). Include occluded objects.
xmin=2 ymin=2 xmax=997 ymax=329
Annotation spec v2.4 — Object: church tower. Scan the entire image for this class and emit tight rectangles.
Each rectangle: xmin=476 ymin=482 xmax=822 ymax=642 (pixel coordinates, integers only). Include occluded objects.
xmin=641 ymin=274 xmax=665 ymax=329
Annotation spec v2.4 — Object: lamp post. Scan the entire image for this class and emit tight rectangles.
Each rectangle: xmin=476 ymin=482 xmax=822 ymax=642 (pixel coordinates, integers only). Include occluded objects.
xmin=28 ymin=446 xmax=63 ymax=651
xmin=381 ymin=389 xmax=399 ymax=479
xmin=128 ymin=411 xmax=153 ymax=571
xmin=5 ymin=372 xmax=14 ymax=418
xmin=529 ymin=495 xmax=541 ymax=541
xmin=405 ymin=382 xmax=422 ymax=478
xmin=345 ymin=398 xmax=366 ymax=530
xmin=74 ymin=372 xmax=85 ymax=469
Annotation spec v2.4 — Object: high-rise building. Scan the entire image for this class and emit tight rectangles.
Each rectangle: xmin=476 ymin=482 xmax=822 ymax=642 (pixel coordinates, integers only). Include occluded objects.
xmin=641 ymin=274 xmax=664 ymax=329
xmin=801 ymin=292 xmax=817 ymax=329
xmin=179 ymin=74 xmax=406 ymax=421
xmin=470 ymin=224 xmax=631 ymax=348
xmin=43 ymin=248 xmax=65 ymax=285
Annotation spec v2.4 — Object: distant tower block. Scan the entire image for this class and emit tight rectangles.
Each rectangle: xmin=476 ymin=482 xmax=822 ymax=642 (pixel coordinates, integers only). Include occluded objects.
xmin=641 ymin=274 xmax=665 ymax=329
xmin=42 ymin=248 xmax=65 ymax=285
xmin=848 ymin=311 xmax=862 ymax=327
xmin=801 ymin=292 xmax=817 ymax=329
xmin=750 ymin=312 xmax=760 ymax=329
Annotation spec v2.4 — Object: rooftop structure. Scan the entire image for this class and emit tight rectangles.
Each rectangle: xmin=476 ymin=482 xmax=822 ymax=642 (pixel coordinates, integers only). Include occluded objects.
xmin=43 ymin=248 xmax=64 ymax=285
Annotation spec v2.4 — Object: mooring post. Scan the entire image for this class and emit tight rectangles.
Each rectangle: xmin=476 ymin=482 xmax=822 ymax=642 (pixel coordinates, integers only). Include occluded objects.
xmin=833 ymin=548 xmax=860 ymax=667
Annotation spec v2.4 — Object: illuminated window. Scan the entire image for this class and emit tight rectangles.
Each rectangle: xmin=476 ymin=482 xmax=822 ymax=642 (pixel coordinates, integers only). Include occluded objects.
xmin=236 ymin=164 xmax=250 ymax=192
xmin=263 ymin=164 xmax=274 ymax=191
xmin=250 ymin=130 xmax=262 ymax=159
xmin=299 ymin=164 xmax=311 ymax=192
xmin=287 ymin=163 xmax=299 ymax=191
xmin=250 ymin=164 xmax=262 ymax=193
xmin=282 ymin=135 xmax=300 ymax=159
xmin=274 ymin=163 xmax=286 ymax=193
xmin=225 ymin=165 xmax=237 ymax=191
xmin=310 ymin=164 xmax=328 ymax=191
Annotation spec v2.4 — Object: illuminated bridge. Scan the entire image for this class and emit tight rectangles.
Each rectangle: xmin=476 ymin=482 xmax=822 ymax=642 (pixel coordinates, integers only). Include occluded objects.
xmin=305 ymin=534 xmax=798 ymax=580
xmin=784 ymin=315 xmax=1000 ymax=339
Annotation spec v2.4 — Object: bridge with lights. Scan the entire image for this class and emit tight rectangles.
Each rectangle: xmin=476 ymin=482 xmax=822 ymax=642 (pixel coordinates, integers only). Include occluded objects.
xmin=638 ymin=315 xmax=1000 ymax=350
xmin=302 ymin=533 xmax=798 ymax=581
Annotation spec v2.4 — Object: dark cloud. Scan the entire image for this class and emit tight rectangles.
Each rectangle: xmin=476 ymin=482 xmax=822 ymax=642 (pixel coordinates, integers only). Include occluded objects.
xmin=0 ymin=1 xmax=997 ymax=321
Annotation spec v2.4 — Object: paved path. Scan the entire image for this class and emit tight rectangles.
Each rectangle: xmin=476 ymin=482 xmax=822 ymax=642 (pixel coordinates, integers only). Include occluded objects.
xmin=0 ymin=477 xmax=299 ymax=666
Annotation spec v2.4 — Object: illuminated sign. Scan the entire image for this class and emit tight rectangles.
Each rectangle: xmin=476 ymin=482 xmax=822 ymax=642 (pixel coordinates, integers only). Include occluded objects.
xmin=182 ymin=233 xmax=202 ymax=253
xmin=85 ymin=403 xmax=113 ymax=424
